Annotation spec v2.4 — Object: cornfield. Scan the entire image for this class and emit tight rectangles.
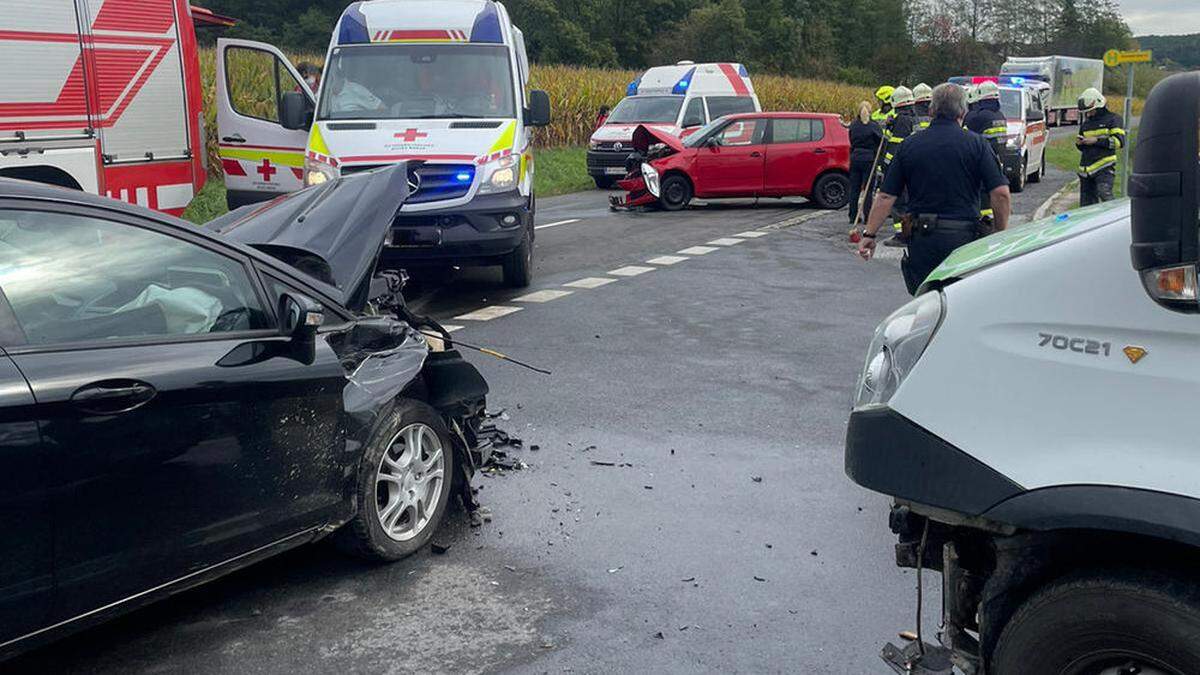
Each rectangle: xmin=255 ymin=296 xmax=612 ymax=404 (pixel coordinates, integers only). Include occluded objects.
xmin=198 ymin=46 xmax=876 ymax=178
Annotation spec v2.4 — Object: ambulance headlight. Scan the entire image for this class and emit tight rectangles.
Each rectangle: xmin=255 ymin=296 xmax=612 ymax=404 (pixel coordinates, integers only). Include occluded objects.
xmin=854 ymin=292 xmax=943 ymax=409
xmin=479 ymin=155 xmax=518 ymax=194
xmin=304 ymin=157 xmax=338 ymax=186
xmin=642 ymin=163 xmax=661 ymax=197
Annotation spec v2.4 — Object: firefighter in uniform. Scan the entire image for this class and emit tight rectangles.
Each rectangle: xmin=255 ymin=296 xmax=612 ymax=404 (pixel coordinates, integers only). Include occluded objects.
xmin=965 ymin=85 xmax=980 ymax=115
xmin=859 ymin=83 xmax=1012 ymax=295
xmin=872 ymin=86 xmax=895 ymax=124
xmin=1076 ymin=87 xmax=1125 ymax=206
xmin=877 ymin=86 xmax=917 ymax=245
xmin=912 ymin=83 xmax=933 ymax=131
xmin=963 ymin=80 xmax=1008 ymax=231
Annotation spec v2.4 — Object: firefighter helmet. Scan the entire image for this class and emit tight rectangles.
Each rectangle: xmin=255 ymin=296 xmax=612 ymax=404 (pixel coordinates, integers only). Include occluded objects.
xmin=913 ymin=83 xmax=932 ymax=103
xmin=1078 ymin=87 xmax=1106 ymax=112
xmin=891 ymin=86 xmax=914 ymax=108
xmin=875 ymin=85 xmax=895 ymax=103
xmin=965 ymin=85 xmax=980 ymax=105
xmin=976 ymin=80 xmax=1001 ymax=101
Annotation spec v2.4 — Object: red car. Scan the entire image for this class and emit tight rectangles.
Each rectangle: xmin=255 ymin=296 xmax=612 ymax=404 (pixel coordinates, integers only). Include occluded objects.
xmin=613 ymin=112 xmax=852 ymax=211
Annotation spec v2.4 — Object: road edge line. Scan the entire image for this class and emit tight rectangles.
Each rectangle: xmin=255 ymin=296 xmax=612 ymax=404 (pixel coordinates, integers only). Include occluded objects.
xmin=1032 ymin=179 xmax=1079 ymax=222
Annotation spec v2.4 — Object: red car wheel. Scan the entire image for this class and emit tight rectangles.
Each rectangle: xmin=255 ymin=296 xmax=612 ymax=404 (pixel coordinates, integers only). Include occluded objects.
xmin=660 ymin=174 xmax=693 ymax=211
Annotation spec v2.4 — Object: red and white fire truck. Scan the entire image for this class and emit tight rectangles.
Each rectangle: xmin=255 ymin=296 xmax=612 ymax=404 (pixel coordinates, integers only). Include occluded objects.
xmin=0 ymin=0 xmax=229 ymax=216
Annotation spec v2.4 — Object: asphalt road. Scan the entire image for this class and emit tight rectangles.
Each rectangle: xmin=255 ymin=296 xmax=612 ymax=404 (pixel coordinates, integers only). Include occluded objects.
xmin=9 ymin=164 xmax=1076 ymax=674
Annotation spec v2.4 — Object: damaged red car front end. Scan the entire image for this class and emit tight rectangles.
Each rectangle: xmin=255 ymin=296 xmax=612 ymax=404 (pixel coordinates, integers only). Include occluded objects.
xmin=608 ymin=125 xmax=688 ymax=211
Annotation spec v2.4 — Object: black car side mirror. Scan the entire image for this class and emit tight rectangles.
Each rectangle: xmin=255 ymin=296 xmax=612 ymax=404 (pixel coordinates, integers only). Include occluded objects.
xmin=527 ymin=90 xmax=551 ymax=127
xmin=280 ymin=92 xmax=314 ymax=131
xmin=281 ymin=293 xmax=323 ymax=338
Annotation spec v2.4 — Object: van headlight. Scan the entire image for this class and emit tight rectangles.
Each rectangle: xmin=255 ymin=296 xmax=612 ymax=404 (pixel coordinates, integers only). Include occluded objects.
xmin=853 ymin=292 xmax=943 ymax=409
xmin=479 ymin=154 xmax=518 ymax=194
xmin=305 ymin=157 xmax=338 ymax=186
xmin=642 ymin=163 xmax=660 ymax=197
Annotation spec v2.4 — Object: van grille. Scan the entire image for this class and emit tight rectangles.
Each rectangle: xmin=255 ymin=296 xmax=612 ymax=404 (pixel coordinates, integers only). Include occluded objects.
xmin=339 ymin=163 xmax=476 ymax=203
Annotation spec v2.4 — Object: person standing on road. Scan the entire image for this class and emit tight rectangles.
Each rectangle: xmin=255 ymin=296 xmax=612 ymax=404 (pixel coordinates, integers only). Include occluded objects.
xmin=849 ymin=101 xmax=884 ymax=225
xmin=965 ymin=85 xmax=980 ymax=115
xmin=1076 ymin=88 xmax=1125 ymax=206
xmin=872 ymin=86 xmax=895 ymax=124
xmin=859 ymin=84 xmax=1012 ymax=295
xmin=963 ymin=81 xmax=1008 ymax=232
xmin=877 ymin=86 xmax=917 ymax=246
xmin=912 ymin=83 xmax=933 ymax=131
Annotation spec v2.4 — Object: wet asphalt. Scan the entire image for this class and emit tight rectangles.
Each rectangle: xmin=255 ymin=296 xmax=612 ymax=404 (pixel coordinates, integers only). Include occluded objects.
xmin=8 ymin=164 xmax=1075 ymax=674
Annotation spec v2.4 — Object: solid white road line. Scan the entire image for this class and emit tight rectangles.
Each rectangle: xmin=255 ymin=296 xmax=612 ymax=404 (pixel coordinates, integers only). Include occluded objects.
xmin=646 ymin=255 xmax=690 ymax=265
xmin=455 ymin=305 xmax=524 ymax=321
xmin=535 ymin=218 xmax=581 ymax=231
xmin=513 ymin=289 xmax=574 ymax=303
xmin=707 ymin=237 xmax=745 ymax=246
xmin=442 ymin=324 xmax=464 ymax=332
xmin=678 ymin=245 xmax=719 ymax=255
xmin=564 ymin=277 xmax=617 ymax=289
xmin=733 ymin=231 xmax=768 ymax=238
xmin=609 ymin=265 xmax=656 ymax=277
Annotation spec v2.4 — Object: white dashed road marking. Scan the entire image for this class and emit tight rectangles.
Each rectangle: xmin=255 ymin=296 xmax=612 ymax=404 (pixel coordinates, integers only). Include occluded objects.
xmin=513 ymin=289 xmax=574 ymax=303
xmin=455 ymin=306 xmax=524 ymax=321
xmin=707 ymin=237 xmax=744 ymax=246
xmin=609 ymin=265 xmax=655 ymax=277
xmin=565 ymin=277 xmax=617 ymax=289
xmin=733 ymin=231 xmax=768 ymax=238
xmin=678 ymin=246 xmax=719 ymax=255
xmin=646 ymin=255 xmax=689 ymax=266
xmin=535 ymin=218 xmax=581 ymax=231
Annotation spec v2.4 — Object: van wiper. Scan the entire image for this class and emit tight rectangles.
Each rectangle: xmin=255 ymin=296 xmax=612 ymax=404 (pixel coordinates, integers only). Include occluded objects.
xmin=413 ymin=114 xmax=488 ymax=119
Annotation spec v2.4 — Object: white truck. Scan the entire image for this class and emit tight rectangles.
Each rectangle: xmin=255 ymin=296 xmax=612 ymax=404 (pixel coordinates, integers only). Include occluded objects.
xmin=847 ymin=71 xmax=1200 ymax=674
xmin=215 ymin=0 xmax=550 ymax=287
xmin=1000 ymin=55 xmax=1104 ymax=127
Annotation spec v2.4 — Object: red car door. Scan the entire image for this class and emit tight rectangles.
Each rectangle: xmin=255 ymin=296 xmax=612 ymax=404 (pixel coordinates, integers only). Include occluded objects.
xmin=763 ymin=118 xmax=828 ymax=196
xmin=693 ymin=118 xmax=767 ymax=197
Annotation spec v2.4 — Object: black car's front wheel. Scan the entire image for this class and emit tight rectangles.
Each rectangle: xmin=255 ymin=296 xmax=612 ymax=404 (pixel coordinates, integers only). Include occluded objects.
xmin=334 ymin=399 xmax=456 ymax=561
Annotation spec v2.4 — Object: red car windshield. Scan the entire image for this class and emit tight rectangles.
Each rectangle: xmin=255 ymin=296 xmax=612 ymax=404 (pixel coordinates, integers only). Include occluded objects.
xmin=608 ymin=96 xmax=683 ymax=124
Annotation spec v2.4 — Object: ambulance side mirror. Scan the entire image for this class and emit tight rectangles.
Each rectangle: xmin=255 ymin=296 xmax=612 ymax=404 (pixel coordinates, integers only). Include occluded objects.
xmin=527 ymin=90 xmax=551 ymax=127
xmin=1129 ymin=72 xmax=1200 ymax=309
xmin=280 ymin=92 xmax=314 ymax=131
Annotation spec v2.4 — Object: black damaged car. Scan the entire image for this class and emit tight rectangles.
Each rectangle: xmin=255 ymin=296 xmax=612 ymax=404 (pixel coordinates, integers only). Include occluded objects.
xmin=0 ymin=166 xmax=489 ymax=658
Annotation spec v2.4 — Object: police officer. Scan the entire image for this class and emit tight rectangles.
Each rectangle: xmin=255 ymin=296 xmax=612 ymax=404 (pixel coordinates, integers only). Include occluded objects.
xmin=859 ymin=84 xmax=1012 ymax=295
xmin=877 ymin=86 xmax=917 ymax=245
xmin=872 ymin=86 xmax=895 ymax=124
xmin=963 ymin=80 xmax=1007 ymax=229
xmin=1076 ymin=87 xmax=1125 ymax=205
xmin=912 ymin=83 xmax=933 ymax=131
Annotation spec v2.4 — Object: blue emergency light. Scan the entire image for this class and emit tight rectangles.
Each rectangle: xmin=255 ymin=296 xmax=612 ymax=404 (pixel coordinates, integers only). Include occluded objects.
xmin=627 ymin=78 xmax=641 ymax=96
xmin=456 ymin=172 xmax=472 ymax=182
xmin=672 ymin=67 xmax=697 ymax=95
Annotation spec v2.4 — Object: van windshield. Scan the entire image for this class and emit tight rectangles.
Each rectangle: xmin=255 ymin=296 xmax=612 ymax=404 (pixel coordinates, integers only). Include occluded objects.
xmin=1000 ymin=89 xmax=1023 ymax=120
xmin=607 ymin=96 xmax=684 ymax=124
xmin=318 ymin=44 xmax=516 ymax=120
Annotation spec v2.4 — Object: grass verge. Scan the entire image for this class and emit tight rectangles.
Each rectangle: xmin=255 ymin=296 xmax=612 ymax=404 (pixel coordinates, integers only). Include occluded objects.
xmin=181 ymin=147 xmax=593 ymax=225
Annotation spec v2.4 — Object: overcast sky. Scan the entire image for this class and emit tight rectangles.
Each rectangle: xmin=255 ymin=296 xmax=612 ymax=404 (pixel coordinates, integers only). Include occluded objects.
xmin=1121 ymin=0 xmax=1200 ymax=36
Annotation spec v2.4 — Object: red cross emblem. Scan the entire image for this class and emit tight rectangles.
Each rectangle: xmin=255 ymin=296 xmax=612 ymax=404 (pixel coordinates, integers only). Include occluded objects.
xmin=394 ymin=128 xmax=429 ymax=142
xmin=256 ymin=158 xmax=277 ymax=182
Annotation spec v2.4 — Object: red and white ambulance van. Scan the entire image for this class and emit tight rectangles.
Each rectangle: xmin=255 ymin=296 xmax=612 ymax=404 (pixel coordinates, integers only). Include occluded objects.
xmin=587 ymin=62 xmax=760 ymax=188
xmin=0 ymin=0 xmax=215 ymax=216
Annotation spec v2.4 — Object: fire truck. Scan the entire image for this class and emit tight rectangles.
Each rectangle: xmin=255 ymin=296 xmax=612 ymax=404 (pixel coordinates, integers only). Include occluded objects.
xmin=0 ymin=0 xmax=229 ymax=216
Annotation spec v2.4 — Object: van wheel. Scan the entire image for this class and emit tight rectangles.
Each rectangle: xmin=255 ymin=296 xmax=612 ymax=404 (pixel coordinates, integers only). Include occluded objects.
xmin=1010 ymin=156 xmax=1027 ymax=193
xmin=333 ymin=399 xmax=456 ymax=562
xmin=659 ymin=174 xmax=692 ymax=211
xmin=501 ymin=228 xmax=533 ymax=288
xmin=812 ymin=173 xmax=851 ymax=209
xmin=991 ymin=571 xmax=1200 ymax=675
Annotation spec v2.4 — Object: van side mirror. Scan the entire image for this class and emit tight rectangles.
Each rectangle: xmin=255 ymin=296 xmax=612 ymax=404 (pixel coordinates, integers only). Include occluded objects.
xmin=527 ymin=90 xmax=551 ymax=127
xmin=1129 ymin=72 xmax=1200 ymax=309
xmin=281 ymin=91 xmax=314 ymax=131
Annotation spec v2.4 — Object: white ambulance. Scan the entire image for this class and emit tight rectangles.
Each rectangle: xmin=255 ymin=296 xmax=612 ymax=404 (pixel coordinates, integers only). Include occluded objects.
xmin=0 ymin=0 xmax=213 ymax=216
xmin=587 ymin=61 xmax=760 ymax=188
xmin=215 ymin=0 xmax=550 ymax=287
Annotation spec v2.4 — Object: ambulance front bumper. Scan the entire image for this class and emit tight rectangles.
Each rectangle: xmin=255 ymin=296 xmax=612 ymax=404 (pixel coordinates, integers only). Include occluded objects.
xmin=383 ymin=190 xmax=531 ymax=266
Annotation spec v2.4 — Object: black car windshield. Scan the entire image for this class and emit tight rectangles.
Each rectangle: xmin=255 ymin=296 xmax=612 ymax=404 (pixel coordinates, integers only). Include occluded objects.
xmin=318 ymin=44 xmax=516 ymax=120
xmin=607 ymin=96 xmax=684 ymax=124
xmin=1000 ymin=89 xmax=1023 ymax=119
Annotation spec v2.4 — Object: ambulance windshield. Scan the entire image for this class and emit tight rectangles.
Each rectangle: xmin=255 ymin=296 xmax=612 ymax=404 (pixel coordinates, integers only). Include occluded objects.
xmin=1000 ymin=89 xmax=1023 ymax=120
xmin=607 ymin=96 xmax=684 ymax=124
xmin=318 ymin=44 xmax=516 ymax=120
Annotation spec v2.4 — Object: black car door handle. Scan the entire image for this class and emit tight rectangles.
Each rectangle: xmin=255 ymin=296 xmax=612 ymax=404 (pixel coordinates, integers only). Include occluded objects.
xmin=71 ymin=381 xmax=157 ymax=415
xmin=221 ymin=134 xmax=246 ymax=143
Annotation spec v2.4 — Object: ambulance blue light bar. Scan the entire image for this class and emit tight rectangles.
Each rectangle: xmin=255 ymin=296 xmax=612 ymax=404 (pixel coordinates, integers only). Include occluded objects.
xmin=627 ymin=77 xmax=641 ymax=96
xmin=672 ymin=67 xmax=697 ymax=95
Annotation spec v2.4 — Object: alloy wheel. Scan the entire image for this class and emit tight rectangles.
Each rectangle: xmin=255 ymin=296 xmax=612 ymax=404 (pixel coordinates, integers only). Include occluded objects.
xmin=375 ymin=423 xmax=446 ymax=542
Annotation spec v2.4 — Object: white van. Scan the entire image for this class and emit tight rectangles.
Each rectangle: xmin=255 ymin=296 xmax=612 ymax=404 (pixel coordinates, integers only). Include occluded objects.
xmin=215 ymin=0 xmax=550 ymax=287
xmin=847 ymin=72 xmax=1200 ymax=673
xmin=587 ymin=61 xmax=760 ymax=188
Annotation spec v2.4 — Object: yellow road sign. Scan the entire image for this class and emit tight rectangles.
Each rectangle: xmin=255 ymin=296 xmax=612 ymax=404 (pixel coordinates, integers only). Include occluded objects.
xmin=1104 ymin=49 xmax=1152 ymax=67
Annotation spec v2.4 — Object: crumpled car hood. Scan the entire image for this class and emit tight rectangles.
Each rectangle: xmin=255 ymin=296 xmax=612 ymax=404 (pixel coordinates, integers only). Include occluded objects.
xmin=632 ymin=124 xmax=687 ymax=155
xmin=207 ymin=164 xmax=410 ymax=311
